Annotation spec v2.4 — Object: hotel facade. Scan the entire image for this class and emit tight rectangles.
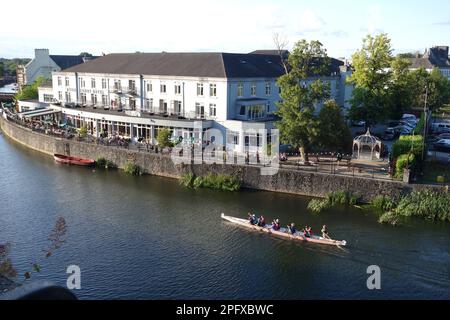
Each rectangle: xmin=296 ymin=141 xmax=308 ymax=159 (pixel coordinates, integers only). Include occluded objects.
xmin=37 ymin=51 xmax=352 ymax=153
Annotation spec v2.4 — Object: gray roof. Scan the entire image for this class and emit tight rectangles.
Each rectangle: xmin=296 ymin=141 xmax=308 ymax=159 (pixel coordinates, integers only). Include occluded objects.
xmin=50 ymin=55 xmax=99 ymax=70
xmin=62 ymin=52 xmax=287 ymax=78
xmin=409 ymin=46 xmax=450 ymax=69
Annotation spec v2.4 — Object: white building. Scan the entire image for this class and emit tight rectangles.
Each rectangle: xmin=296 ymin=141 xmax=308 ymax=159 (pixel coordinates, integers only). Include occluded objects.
xmin=16 ymin=49 xmax=97 ymax=87
xmin=42 ymin=51 xmax=353 ymax=154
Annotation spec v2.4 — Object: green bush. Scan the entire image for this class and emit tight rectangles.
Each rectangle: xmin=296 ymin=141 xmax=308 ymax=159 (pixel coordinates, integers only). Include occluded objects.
xmin=326 ymin=190 xmax=360 ymax=206
xmin=307 ymin=199 xmax=330 ymax=214
xmin=156 ymin=128 xmax=173 ymax=148
xmin=96 ymin=157 xmax=117 ymax=169
xmin=394 ymin=190 xmax=450 ymax=222
xmin=124 ymin=162 xmax=143 ymax=176
xmin=413 ymin=113 xmax=425 ymax=136
xmin=395 ymin=153 xmax=416 ymax=178
xmin=179 ymin=173 xmax=241 ymax=191
xmin=378 ymin=211 xmax=400 ymax=225
xmin=179 ymin=173 xmax=195 ymax=188
xmin=392 ymin=135 xmax=423 ymax=158
xmin=371 ymin=195 xmax=396 ymax=212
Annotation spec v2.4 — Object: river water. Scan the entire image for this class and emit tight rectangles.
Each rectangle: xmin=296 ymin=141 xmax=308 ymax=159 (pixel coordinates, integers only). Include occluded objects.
xmin=0 ymin=132 xmax=448 ymax=299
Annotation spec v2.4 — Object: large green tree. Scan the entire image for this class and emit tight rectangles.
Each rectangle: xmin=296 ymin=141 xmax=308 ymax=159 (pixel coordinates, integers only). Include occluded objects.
xmin=275 ymin=40 xmax=331 ymax=162
xmin=14 ymin=76 xmax=45 ymax=101
xmin=315 ymin=100 xmax=352 ymax=153
xmin=348 ymin=33 xmax=393 ymax=124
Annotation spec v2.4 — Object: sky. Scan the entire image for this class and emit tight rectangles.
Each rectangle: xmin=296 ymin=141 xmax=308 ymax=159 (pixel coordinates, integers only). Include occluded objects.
xmin=1 ymin=0 xmax=450 ymax=59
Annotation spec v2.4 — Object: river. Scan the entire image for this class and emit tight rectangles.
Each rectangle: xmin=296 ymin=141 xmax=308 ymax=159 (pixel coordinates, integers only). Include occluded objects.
xmin=0 ymin=132 xmax=448 ymax=299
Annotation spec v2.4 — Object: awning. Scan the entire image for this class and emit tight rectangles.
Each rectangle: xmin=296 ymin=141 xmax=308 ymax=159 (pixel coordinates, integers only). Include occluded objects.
xmin=20 ymin=108 xmax=61 ymax=120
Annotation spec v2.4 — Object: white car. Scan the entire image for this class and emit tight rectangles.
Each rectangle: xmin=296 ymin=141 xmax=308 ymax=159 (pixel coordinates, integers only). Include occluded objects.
xmin=401 ymin=114 xmax=418 ymax=124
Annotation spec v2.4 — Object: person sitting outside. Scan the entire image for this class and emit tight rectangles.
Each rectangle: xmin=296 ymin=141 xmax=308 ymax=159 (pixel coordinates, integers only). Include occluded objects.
xmin=287 ymin=223 xmax=297 ymax=235
xmin=272 ymin=219 xmax=281 ymax=231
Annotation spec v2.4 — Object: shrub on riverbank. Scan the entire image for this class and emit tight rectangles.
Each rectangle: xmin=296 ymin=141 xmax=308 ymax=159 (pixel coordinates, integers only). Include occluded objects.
xmin=124 ymin=162 xmax=143 ymax=176
xmin=96 ymin=157 xmax=117 ymax=169
xmin=395 ymin=153 xmax=416 ymax=178
xmin=371 ymin=195 xmax=396 ymax=212
xmin=179 ymin=173 xmax=241 ymax=191
xmin=307 ymin=190 xmax=360 ymax=213
xmin=378 ymin=190 xmax=450 ymax=225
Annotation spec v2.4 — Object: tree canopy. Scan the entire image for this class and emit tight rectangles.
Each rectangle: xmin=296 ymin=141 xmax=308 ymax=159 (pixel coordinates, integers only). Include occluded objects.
xmin=275 ymin=40 xmax=351 ymax=160
xmin=14 ymin=76 xmax=46 ymax=101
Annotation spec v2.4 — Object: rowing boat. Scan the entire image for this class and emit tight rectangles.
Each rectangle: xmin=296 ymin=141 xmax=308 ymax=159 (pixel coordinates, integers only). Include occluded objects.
xmin=221 ymin=213 xmax=347 ymax=247
xmin=54 ymin=154 xmax=95 ymax=166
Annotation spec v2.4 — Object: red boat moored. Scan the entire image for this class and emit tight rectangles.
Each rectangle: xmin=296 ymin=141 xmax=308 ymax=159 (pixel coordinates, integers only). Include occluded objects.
xmin=53 ymin=154 xmax=95 ymax=166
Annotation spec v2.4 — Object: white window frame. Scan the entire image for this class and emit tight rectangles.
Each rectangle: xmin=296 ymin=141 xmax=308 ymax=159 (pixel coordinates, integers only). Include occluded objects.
xmin=197 ymin=83 xmax=204 ymax=96
xmin=265 ymin=82 xmax=271 ymax=96
xmin=237 ymin=83 xmax=244 ymax=97
xmin=251 ymin=83 xmax=257 ymax=96
xmin=209 ymin=84 xmax=217 ymax=97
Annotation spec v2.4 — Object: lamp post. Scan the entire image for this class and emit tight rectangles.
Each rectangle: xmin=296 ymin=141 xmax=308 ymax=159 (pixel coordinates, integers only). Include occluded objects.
xmin=422 ymin=84 xmax=428 ymax=161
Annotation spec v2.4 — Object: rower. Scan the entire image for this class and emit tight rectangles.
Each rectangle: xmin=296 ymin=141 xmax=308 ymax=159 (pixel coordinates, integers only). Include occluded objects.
xmin=304 ymin=226 xmax=312 ymax=238
xmin=272 ymin=219 xmax=281 ymax=231
xmin=257 ymin=215 xmax=266 ymax=227
xmin=248 ymin=213 xmax=256 ymax=225
xmin=287 ymin=223 xmax=297 ymax=235
xmin=321 ymin=225 xmax=330 ymax=239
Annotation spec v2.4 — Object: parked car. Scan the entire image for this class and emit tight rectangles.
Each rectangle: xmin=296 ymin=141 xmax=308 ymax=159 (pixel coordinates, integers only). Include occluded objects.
xmin=432 ymin=122 xmax=450 ymax=134
xmin=434 ymin=139 xmax=450 ymax=152
xmin=382 ymin=128 xmax=396 ymax=140
xmin=437 ymin=133 xmax=450 ymax=140
xmin=401 ymin=114 xmax=418 ymax=124
xmin=392 ymin=125 xmax=413 ymax=135
xmin=351 ymin=120 xmax=366 ymax=127
xmin=399 ymin=121 xmax=416 ymax=130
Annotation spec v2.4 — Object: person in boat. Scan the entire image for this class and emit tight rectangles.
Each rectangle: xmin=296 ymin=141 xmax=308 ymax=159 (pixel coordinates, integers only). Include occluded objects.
xmin=304 ymin=226 xmax=312 ymax=238
xmin=248 ymin=213 xmax=256 ymax=225
xmin=272 ymin=219 xmax=281 ymax=231
xmin=321 ymin=225 xmax=331 ymax=239
xmin=257 ymin=215 xmax=266 ymax=227
xmin=287 ymin=223 xmax=297 ymax=235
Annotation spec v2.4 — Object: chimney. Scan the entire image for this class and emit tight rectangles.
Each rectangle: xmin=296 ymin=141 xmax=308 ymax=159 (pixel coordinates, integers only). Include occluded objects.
xmin=34 ymin=48 xmax=50 ymax=58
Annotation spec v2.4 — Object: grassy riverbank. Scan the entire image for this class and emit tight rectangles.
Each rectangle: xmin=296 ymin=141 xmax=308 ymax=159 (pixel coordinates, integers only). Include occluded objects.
xmin=307 ymin=189 xmax=450 ymax=225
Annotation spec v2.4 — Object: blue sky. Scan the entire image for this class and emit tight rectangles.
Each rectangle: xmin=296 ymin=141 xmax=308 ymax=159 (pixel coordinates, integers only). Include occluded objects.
xmin=1 ymin=0 xmax=449 ymax=59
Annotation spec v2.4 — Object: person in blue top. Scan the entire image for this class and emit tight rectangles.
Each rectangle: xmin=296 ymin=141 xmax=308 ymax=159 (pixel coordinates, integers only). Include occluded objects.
xmin=287 ymin=223 xmax=297 ymax=235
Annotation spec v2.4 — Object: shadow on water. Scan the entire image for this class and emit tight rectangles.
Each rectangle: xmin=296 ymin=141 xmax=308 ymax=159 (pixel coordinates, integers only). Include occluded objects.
xmin=0 ymin=133 xmax=449 ymax=299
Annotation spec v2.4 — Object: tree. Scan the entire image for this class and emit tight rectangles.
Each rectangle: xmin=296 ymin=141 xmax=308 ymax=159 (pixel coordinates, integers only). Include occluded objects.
xmin=79 ymin=52 xmax=93 ymax=57
xmin=387 ymin=56 xmax=414 ymax=119
xmin=156 ymin=128 xmax=173 ymax=148
xmin=427 ymin=68 xmax=450 ymax=111
xmin=14 ymin=76 xmax=46 ymax=101
xmin=275 ymin=40 xmax=331 ymax=162
xmin=348 ymin=33 xmax=394 ymax=124
xmin=315 ymin=100 xmax=352 ymax=152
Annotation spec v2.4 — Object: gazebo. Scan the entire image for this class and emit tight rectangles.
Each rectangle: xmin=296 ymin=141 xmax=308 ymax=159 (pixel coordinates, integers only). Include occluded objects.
xmin=353 ymin=129 xmax=382 ymax=160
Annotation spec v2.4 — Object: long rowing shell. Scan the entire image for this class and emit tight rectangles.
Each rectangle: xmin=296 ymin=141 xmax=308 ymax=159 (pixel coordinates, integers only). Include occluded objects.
xmin=221 ymin=213 xmax=347 ymax=247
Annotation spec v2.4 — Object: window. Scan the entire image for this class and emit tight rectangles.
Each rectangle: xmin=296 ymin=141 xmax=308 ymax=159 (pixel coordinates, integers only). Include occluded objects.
xmin=147 ymin=82 xmax=152 ymax=92
xmin=65 ymin=91 xmax=71 ymax=102
xmin=91 ymin=94 xmax=97 ymax=105
xmin=80 ymin=78 xmax=85 ymax=88
xmin=65 ymin=77 xmax=69 ymax=86
xmin=209 ymin=104 xmax=216 ymax=117
xmin=160 ymin=84 xmax=166 ymax=93
xmin=173 ymin=101 xmax=182 ymax=115
xmin=91 ymin=78 xmax=96 ymax=89
xmin=102 ymin=95 xmax=108 ymax=106
xmin=265 ymin=82 xmax=271 ymax=95
xmin=159 ymin=99 xmax=167 ymax=113
xmin=197 ymin=83 xmax=204 ymax=96
xmin=114 ymin=80 xmax=121 ymax=91
xmin=43 ymin=94 xmax=53 ymax=102
xmin=144 ymin=98 xmax=153 ymax=111
xmin=57 ymin=77 xmax=62 ymax=86
xmin=237 ymin=83 xmax=244 ymax=97
xmin=209 ymin=84 xmax=217 ymax=97
xmin=81 ymin=93 xmax=87 ymax=104
xmin=251 ymin=83 xmax=257 ymax=96
xmin=58 ymin=91 xmax=62 ymax=101
xmin=175 ymin=84 xmax=181 ymax=95
xmin=227 ymin=131 xmax=239 ymax=145
xmin=102 ymin=78 xmax=107 ymax=89
xmin=129 ymin=80 xmax=135 ymax=90
xmin=195 ymin=103 xmax=205 ymax=118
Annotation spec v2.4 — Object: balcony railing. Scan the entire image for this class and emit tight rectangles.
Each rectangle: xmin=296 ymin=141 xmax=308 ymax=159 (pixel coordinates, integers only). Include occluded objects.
xmin=127 ymin=87 xmax=137 ymax=96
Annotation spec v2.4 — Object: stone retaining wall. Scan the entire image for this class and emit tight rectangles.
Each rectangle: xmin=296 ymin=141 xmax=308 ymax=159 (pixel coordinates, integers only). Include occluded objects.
xmin=1 ymin=116 xmax=445 ymax=202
